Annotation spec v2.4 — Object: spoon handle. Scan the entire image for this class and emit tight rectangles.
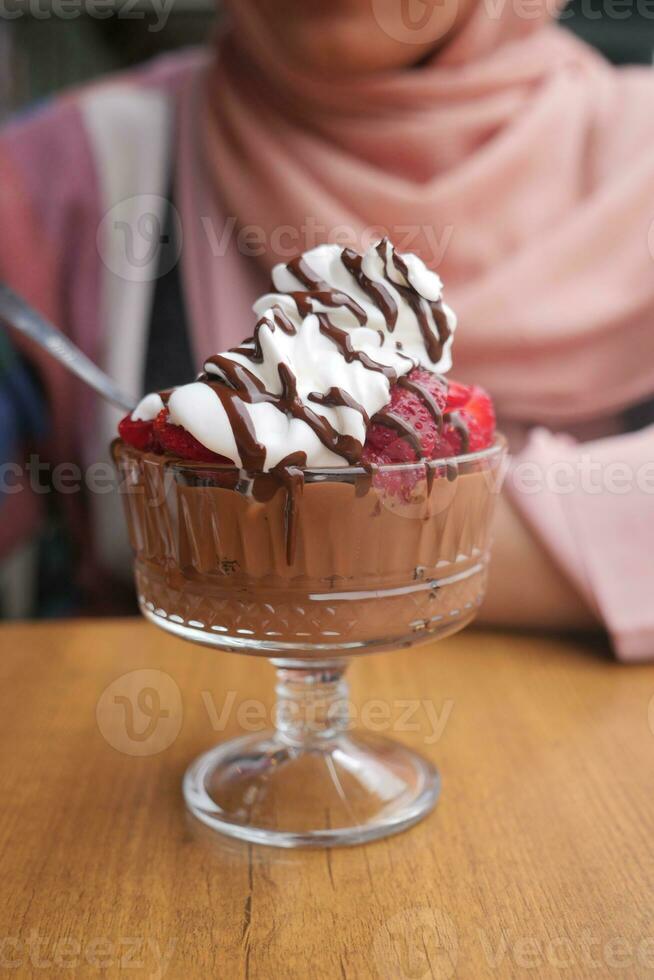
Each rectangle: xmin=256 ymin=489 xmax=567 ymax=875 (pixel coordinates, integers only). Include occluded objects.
xmin=0 ymin=283 xmax=137 ymax=414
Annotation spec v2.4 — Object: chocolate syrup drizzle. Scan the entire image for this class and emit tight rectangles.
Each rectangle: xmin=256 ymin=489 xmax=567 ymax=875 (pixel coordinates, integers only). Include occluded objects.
xmin=378 ymin=241 xmax=452 ymax=366
xmin=197 ymin=239 xmax=464 ymax=563
xmin=397 ymin=375 xmax=445 ymax=432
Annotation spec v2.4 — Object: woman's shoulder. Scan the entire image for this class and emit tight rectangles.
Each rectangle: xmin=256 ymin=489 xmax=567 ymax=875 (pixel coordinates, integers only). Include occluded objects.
xmin=0 ymin=48 xmax=208 ymax=253
xmin=1 ymin=47 xmax=208 ymax=151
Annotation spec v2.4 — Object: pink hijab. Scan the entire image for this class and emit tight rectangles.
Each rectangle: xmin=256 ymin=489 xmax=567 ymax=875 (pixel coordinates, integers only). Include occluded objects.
xmin=178 ymin=0 xmax=654 ymax=427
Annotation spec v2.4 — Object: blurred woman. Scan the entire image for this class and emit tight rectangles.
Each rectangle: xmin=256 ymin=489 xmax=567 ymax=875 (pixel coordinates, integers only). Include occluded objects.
xmin=1 ymin=0 xmax=653 ymax=656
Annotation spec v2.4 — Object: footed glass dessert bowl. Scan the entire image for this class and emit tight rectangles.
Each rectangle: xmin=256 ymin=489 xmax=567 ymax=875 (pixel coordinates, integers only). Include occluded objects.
xmin=114 ymin=436 xmax=505 ymax=848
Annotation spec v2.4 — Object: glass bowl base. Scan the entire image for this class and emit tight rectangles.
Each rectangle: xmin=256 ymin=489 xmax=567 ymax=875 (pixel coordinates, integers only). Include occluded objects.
xmin=183 ymin=730 xmax=440 ymax=848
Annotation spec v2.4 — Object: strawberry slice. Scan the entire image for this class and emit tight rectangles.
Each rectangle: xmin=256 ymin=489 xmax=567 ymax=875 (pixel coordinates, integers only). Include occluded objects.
xmin=152 ymin=409 xmax=231 ymax=464
xmin=118 ymin=414 xmax=157 ymax=452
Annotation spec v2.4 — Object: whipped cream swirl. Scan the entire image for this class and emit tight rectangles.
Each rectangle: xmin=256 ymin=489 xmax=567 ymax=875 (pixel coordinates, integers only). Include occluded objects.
xmin=132 ymin=239 xmax=457 ymax=471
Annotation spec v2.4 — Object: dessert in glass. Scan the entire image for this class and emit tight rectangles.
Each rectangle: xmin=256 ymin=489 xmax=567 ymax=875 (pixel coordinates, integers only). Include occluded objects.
xmin=114 ymin=239 xmax=505 ymax=848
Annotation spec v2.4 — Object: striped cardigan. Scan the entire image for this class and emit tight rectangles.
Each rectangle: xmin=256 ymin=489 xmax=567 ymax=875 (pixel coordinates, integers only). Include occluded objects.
xmin=0 ymin=51 xmax=206 ymax=613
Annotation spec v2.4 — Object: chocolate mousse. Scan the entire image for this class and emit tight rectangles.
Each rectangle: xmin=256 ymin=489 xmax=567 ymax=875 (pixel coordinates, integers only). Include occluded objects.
xmin=114 ymin=239 xmax=504 ymax=653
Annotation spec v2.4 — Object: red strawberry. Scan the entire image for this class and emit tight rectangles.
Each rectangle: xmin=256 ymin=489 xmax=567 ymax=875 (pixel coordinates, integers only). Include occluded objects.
xmin=438 ymin=382 xmax=496 ymax=456
xmin=362 ymin=371 xmax=496 ymax=480
xmin=153 ymin=409 xmax=231 ymax=464
xmin=363 ymin=368 xmax=448 ymax=465
xmin=118 ymin=414 xmax=157 ymax=452
xmin=442 ymin=380 xmax=469 ymax=411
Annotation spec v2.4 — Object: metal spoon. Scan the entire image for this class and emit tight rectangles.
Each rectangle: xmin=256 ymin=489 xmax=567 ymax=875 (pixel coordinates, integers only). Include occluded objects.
xmin=0 ymin=283 xmax=137 ymax=413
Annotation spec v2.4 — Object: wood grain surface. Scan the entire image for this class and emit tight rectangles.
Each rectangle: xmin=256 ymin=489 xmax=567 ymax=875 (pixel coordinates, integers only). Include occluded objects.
xmin=1 ymin=619 xmax=653 ymax=979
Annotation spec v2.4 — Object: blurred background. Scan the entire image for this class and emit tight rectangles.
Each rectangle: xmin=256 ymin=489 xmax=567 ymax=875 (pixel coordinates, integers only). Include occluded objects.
xmin=2 ymin=0 xmax=654 ymax=121
xmin=1 ymin=0 xmax=653 ymax=630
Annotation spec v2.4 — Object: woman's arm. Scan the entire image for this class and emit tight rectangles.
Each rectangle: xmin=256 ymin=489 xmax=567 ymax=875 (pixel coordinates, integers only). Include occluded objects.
xmin=482 ymin=425 xmax=654 ymax=661
xmin=479 ymin=492 xmax=599 ymax=631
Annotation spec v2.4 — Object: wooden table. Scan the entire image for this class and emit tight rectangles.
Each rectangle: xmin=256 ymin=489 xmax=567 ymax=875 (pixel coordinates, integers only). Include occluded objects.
xmin=1 ymin=619 xmax=653 ymax=979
